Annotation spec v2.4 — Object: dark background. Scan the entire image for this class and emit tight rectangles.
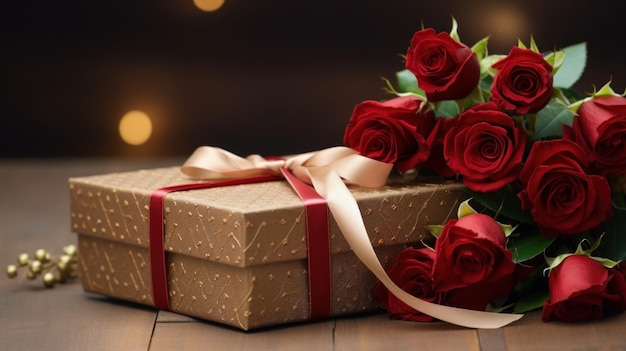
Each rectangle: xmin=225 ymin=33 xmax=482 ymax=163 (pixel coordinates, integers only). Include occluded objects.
xmin=2 ymin=0 xmax=625 ymax=158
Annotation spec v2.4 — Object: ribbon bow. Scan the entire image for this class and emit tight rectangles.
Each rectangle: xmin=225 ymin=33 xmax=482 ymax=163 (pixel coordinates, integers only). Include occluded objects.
xmin=180 ymin=146 xmax=523 ymax=329
xmin=182 ymin=145 xmax=393 ymax=187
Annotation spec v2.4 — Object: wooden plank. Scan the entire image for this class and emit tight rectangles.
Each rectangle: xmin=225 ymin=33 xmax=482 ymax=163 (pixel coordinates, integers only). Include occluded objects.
xmin=0 ymin=283 xmax=157 ymax=351
xmin=477 ymin=328 xmax=507 ymax=351
xmin=150 ymin=318 xmax=335 ymax=351
xmin=501 ymin=310 xmax=626 ymax=351
xmin=334 ymin=313 xmax=481 ymax=351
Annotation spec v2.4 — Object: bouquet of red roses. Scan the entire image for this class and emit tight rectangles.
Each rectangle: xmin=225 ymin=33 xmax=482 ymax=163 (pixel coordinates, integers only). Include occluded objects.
xmin=344 ymin=19 xmax=626 ymax=323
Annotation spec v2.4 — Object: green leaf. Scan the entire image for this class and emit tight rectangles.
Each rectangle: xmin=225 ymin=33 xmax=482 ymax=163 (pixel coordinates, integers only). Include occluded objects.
xmin=457 ymin=198 xmax=478 ymax=218
xmin=529 ymin=36 xmax=539 ymax=53
xmin=471 ymin=35 xmax=490 ymax=61
xmin=500 ymin=223 xmax=518 ymax=238
xmin=433 ymin=100 xmax=460 ymax=118
xmin=559 ymin=87 xmax=585 ymax=102
xmin=480 ymin=54 xmax=506 ymax=79
xmin=543 ymin=50 xmax=562 ymax=73
xmin=594 ymin=81 xmax=620 ymax=97
xmin=533 ymin=100 xmax=575 ymax=141
xmin=466 ymin=85 xmax=485 ymax=106
xmin=467 ymin=186 xmax=535 ymax=224
xmin=395 ymin=69 xmax=423 ymax=94
xmin=508 ymin=231 xmax=556 ymax=263
xmin=425 ymin=224 xmax=444 ymax=238
xmin=592 ymin=256 xmax=621 ymax=269
xmin=479 ymin=75 xmax=494 ymax=92
xmin=512 ymin=265 xmax=550 ymax=313
xmin=597 ymin=197 xmax=626 ymax=261
xmin=553 ymin=42 xmax=587 ymax=89
xmin=513 ymin=288 xmax=549 ymax=313
xmin=449 ymin=16 xmax=460 ymax=42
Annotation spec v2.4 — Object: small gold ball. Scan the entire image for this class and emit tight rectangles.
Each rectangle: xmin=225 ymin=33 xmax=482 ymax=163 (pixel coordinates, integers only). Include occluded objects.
xmin=43 ymin=272 xmax=56 ymax=288
xmin=6 ymin=265 xmax=18 ymax=278
xmin=17 ymin=253 xmax=29 ymax=266
xmin=26 ymin=270 xmax=37 ymax=280
xmin=35 ymin=249 xmax=50 ymax=263
xmin=29 ymin=260 xmax=43 ymax=274
xmin=63 ymin=245 xmax=78 ymax=257
xmin=57 ymin=260 xmax=68 ymax=272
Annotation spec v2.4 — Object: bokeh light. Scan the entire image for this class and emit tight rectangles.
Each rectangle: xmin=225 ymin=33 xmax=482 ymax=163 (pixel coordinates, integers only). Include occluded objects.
xmin=193 ymin=0 xmax=225 ymax=12
xmin=119 ymin=110 xmax=153 ymax=145
xmin=466 ymin=4 xmax=529 ymax=52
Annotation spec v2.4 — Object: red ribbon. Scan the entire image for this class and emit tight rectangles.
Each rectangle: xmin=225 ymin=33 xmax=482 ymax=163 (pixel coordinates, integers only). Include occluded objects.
xmin=148 ymin=170 xmax=332 ymax=319
xmin=278 ymin=167 xmax=331 ymax=320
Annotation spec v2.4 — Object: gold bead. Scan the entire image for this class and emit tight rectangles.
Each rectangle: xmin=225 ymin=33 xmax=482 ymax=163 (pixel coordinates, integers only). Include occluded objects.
xmin=59 ymin=255 xmax=72 ymax=265
xmin=17 ymin=253 xmax=29 ymax=266
xmin=63 ymin=245 xmax=77 ymax=257
xmin=43 ymin=272 xmax=56 ymax=288
xmin=29 ymin=260 xmax=42 ymax=274
xmin=35 ymin=249 xmax=50 ymax=263
xmin=26 ymin=270 xmax=37 ymax=280
xmin=6 ymin=265 xmax=18 ymax=278
xmin=8 ymin=243 xmax=80 ymax=288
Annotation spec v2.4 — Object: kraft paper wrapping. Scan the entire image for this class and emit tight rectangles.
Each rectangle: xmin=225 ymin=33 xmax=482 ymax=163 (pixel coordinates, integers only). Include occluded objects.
xmin=69 ymin=166 xmax=467 ymax=330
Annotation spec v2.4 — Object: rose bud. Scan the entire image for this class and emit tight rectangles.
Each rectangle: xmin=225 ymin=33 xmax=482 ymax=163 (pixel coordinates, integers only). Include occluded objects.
xmin=542 ymin=254 xmax=626 ymax=322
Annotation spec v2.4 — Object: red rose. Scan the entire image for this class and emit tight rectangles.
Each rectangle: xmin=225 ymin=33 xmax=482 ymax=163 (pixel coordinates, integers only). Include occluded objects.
xmin=564 ymin=95 xmax=626 ymax=175
xmin=405 ymin=28 xmax=480 ymax=102
xmin=343 ymin=95 xmax=437 ymax=172
xmin=491 ymin=47 xmax=553 ymax=115
xmin=542 ymin=254 xmax=626 ymax=322
xmin=375 ymin=247 xmax=441 ymax=322
xmin=433 ymin=214 xmax=515 ymax=310
xmin=518 ymin=139 xmax=613 ymax=237
xmin=443 ymin=102 xmax=527 ymax=192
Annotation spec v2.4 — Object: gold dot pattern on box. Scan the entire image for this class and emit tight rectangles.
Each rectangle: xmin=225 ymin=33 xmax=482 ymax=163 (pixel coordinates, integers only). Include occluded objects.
xmin=70 ymin=167 xmax=468 ymax=330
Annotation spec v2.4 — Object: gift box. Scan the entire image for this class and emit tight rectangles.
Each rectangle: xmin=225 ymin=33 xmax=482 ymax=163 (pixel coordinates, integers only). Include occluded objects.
xmin=69 ymin=166 xmax=467 ymax=330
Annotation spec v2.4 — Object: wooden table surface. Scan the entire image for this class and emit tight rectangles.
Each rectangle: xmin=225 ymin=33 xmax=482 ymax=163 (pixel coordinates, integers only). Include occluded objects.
xmin=1 ymin=158 xmax=625 ymax=351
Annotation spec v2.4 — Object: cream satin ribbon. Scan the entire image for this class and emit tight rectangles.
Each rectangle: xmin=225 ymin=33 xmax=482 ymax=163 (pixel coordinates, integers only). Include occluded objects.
xmin=181 ymin=146 xmax=524 ymax=329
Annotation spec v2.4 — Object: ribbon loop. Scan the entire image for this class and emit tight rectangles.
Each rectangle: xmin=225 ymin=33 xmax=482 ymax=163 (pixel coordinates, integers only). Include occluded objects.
xmin=181 ymin=146 xmax=285 ymax=179
xmin=181 ymin=146 xmax=393 ymax=188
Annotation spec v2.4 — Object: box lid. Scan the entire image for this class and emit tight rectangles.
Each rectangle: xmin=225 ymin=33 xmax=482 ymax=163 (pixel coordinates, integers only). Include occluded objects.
xmin=69 ymin=166 xmax=466 ymax=267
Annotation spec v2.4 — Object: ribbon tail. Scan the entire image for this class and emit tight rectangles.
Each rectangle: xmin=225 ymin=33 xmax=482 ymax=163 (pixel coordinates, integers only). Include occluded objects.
xmin=308 ymin=166 xmax=524 ymax=329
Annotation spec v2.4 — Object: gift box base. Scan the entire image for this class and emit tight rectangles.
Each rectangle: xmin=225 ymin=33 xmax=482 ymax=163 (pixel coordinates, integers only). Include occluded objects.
xmin=77 ymin=234 xmax=409 ymax=330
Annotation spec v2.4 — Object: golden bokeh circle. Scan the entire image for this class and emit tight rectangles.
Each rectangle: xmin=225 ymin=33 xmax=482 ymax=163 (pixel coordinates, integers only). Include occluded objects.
xmin=119 ymin=110 xmax=153 ymax=145
xmin=193 ymin=0 xmax=225 ymax=12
